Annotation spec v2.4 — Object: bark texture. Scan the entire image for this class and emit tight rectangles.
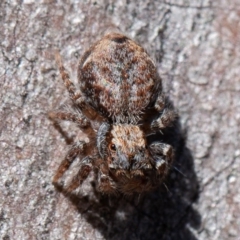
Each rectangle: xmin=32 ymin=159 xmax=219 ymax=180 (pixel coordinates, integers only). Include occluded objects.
xmin=1 ymin=0 xmax=239 ymax=239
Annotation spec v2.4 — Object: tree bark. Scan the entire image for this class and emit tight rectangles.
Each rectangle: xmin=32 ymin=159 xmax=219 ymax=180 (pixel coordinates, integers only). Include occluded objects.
xmin=1 ymin=0 xmax=239 ymax=239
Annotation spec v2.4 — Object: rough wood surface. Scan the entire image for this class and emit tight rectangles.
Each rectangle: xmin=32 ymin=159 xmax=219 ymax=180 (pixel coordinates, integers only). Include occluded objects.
xmin=1 ymin=0 xmax=239 ymax=239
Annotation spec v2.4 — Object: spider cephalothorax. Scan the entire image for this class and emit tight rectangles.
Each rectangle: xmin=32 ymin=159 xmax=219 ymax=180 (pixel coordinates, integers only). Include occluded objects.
xmin=49 ymin=32 xmax=176 ymax=195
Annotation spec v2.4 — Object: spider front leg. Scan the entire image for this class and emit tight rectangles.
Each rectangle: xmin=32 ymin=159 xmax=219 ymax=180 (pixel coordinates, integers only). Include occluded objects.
xmin=66 ymin=157 xmax=93 ymax=193
xmin=53 ymin=141 xmax=86 ymax=190
xmin=151 ymin=94 xmax=177 ymax=131
xmin=97 ymin=162 xmax=117 ymax=194
xmin=149 ymin=142 xmax=174 ymax=175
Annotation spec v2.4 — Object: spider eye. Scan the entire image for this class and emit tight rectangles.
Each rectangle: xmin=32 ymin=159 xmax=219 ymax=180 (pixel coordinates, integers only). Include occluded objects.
xmin=109 ymin=143 xmax=116 ymax=151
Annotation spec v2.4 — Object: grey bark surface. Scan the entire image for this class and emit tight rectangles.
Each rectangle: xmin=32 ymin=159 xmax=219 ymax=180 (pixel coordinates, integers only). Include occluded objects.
xmin=1 ymin=0 xmax=239 ymax=239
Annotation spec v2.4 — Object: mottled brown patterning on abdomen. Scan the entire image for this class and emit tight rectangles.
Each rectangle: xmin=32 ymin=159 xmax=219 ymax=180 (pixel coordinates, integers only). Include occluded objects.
xmin=78 ymin=33 xmax=161 ymax=123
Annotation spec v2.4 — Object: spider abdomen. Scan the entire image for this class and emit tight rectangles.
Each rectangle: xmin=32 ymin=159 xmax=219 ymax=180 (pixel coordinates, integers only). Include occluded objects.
xmin=78 ymin=33 xmax=162 ymax=123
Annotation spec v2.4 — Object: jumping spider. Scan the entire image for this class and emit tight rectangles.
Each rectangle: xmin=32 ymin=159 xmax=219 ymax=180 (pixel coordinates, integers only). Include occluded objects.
xmin=49 ymin=32 xmax=177 ymax=195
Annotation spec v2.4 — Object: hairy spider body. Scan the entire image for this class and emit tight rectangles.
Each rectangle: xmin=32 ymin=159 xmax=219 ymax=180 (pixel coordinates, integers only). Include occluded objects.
xmin=50 ymin=32 xmax=176 ymax=195
xmin=79 ymin=33 xmax=160 ymax=123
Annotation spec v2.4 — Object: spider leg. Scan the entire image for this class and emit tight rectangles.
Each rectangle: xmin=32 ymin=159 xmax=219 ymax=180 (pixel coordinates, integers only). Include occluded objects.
xmin=55 ymin=52 xmax=83 ymax=105
xmin=151 ymin=108 xmax=177 ymax=130
xmin=149 ymin=142 xmax=173 ymax=175
xmin=154 ymin=94 xmax=165 ymax=112
xmin=151 ymin=94 xmax=177 ymax=131
xmin=97 ymin=163 xmax=117 ymax=194
xmin=66 ymin=157 xmax=93 ymax=193
xmin=48 ymin=111 xmax=95 ymax=137
xmin=53 ymin=141 xmax=86 ymax=189
xmin=48 ymin=111 xmax=89 ymax=127
xmin=55 ymin=52 xmax=103 ymax=122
